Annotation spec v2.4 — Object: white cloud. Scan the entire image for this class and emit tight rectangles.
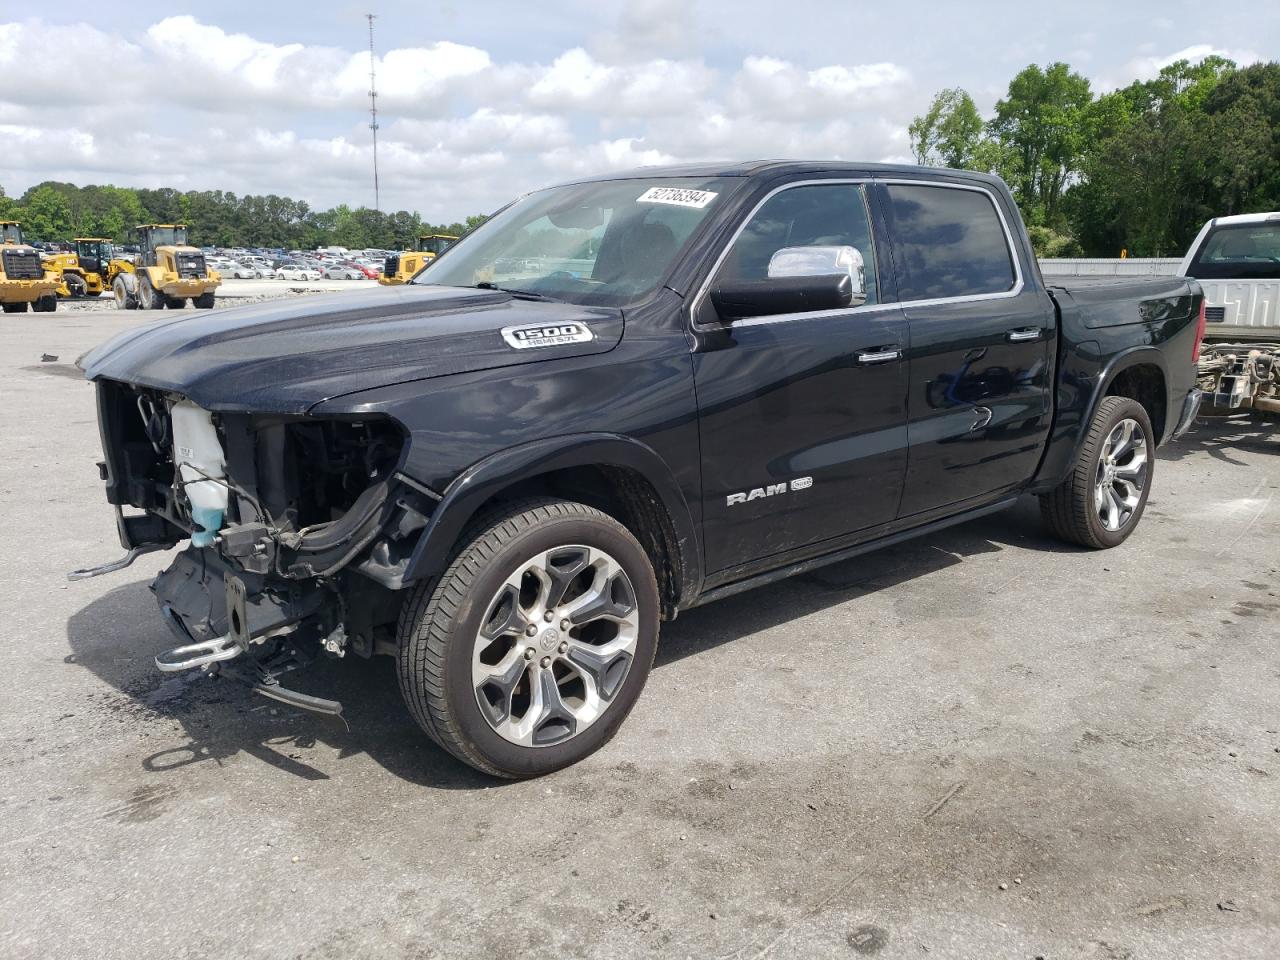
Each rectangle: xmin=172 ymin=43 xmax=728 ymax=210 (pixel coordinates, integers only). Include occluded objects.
xmin=1101 ymin=43 xmax=1262 ymax=91
xmin=0 ymin=14 xmax=919 ymax=218
xmin=10 ymin=10 xmax=1268 ymax=223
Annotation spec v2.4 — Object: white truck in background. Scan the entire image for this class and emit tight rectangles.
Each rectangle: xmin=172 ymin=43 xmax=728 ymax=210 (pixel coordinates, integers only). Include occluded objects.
xmin=1179 ymin=213 xmax=1280 ymax=418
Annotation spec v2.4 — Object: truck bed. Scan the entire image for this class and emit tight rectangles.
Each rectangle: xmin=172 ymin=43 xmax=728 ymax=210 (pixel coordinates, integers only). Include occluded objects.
xmin=1046 ymin=276 xmax=1198 ymax=330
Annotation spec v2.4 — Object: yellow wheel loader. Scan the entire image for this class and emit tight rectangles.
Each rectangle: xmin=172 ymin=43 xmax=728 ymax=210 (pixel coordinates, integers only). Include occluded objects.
xmin=44 ymin=238 xmax=123 ymax=298
xmin=112 ymin=225 xmax=220 ymax=310
xmin=0 ymin=221 xmax=60 ymax=314
xmin=379 ymin=233 xmax=458 ymax=285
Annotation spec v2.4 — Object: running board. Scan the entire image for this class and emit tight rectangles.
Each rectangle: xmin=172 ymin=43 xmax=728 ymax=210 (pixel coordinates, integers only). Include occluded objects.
xmin=686 ymin=496 xmax=1020 ymax=610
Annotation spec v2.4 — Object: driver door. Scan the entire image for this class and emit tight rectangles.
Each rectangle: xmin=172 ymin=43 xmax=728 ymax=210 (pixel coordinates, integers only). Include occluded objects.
xmin=692 ymin=181 xmax=911 ymax=576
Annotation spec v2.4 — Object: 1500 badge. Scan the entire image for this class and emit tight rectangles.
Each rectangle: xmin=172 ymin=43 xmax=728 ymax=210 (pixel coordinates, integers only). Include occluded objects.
xmin=727 ymin=476 xmax=813 ymax=506
xmin=502 ymin=322 xmax=594 ymax=349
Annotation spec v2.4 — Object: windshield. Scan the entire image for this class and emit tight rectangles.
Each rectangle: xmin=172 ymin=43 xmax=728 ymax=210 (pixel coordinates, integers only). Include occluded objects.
xmin=416 ymin=177 xmax=735 ymax=305
xmin=1189 ymin=221 xmax=1280 ymax=280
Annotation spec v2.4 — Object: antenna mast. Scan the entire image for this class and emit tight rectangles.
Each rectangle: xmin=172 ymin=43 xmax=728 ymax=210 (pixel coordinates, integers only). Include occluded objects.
xmin=366 ymin=13 xmax=381 ymax=213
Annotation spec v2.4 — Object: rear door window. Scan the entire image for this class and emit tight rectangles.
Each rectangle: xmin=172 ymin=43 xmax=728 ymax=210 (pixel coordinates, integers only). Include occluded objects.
xmin=886 ymin=184 xmax=1017 ymax=301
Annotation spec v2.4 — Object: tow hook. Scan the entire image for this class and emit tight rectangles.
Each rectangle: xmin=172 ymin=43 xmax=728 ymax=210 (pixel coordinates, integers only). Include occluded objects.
xmin=154 ymin=634 xmax=243 ymax=672
xmin=67 ymin=543 xmax=167 ymax=581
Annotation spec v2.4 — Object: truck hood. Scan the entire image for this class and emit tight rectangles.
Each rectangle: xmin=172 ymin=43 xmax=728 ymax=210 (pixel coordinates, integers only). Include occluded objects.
xmin=79 ymin=284 xmax=624 ymax=414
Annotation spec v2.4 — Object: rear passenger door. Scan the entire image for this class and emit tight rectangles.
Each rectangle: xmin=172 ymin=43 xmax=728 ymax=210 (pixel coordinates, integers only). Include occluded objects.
xmin=881 ymin=180 xmax=1055 ymax=517
xmin=692 ymin=181 xmax=911 ymax=574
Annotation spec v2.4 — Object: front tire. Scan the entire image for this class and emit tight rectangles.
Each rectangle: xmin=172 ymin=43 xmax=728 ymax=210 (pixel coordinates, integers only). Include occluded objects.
xmin=194 ymin=292 xmax=216 ymax=309
xmin=397 ymin=499 xmax=660 ymax=778
xmin=64 ymin=273 xmax=87 ymax=298
xmin=1040 ymin=395 xmax=1154 ymax=549
xmin=112 ymin=275 xmax=138 ymax=310
xmin=137 ymin=275 xmax=164 ymax=310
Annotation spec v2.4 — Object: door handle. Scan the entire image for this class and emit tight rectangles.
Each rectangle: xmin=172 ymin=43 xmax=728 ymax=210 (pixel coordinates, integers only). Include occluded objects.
xmin=856 ymin=347 xmax=901 ymax=365
xmin=1006 ymin=327 xmax=1041 ymax=343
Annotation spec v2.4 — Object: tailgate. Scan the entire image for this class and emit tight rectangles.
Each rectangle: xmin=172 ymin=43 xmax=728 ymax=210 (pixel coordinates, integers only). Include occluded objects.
xmin=1197 ymin=279 xmax=1279 ymax=339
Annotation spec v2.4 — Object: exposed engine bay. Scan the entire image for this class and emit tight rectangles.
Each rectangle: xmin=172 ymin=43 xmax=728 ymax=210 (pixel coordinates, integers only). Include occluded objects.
xmin=1197 ymin=342 xmax=1280 ymax=417
xmin=80 ymin=378 xmax=439 ymax=713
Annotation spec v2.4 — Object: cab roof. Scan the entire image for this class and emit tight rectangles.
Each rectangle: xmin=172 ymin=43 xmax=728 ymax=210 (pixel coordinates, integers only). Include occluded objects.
xmin=1205 ymin=212 xmax=1280 ymax=226
xmin=558 ymin=159 xmax=1007 ymax=188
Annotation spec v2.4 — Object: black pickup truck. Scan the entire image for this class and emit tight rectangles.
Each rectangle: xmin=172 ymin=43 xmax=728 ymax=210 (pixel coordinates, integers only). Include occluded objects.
xmin=75 ymin=162 xmax=1204 ymax=777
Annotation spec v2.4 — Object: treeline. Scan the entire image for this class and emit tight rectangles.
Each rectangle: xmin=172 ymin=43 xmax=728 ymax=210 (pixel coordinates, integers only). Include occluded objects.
xmin=0 ymin=181 xmax=487 ymax=250
xmin=910 ymin=59 xmax=1280 ymax=257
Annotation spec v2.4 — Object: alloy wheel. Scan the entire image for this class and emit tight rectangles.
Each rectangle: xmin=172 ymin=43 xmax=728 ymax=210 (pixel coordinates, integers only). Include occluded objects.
xmin=472 ymin=545 xmax=640 ymax=747
xmin=1094 ymin=418 xmax=1148 ymax=532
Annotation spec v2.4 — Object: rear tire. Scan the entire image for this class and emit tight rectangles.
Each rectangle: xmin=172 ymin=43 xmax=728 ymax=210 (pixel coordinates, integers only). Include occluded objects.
xmin=194 ymin=292 xmax=216 ymax=309
xmin=64 ymin=273 xmax=87 ymax=298
xmin=1040 ymin=395 xmax=1154 ymax=549
xmin=397 ymin=498 xmax=660 ymax=778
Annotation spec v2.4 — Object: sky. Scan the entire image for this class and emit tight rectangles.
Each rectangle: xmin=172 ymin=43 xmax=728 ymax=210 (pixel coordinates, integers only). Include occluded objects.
xmin=1 ymin=0 xmax=1275 ymax=221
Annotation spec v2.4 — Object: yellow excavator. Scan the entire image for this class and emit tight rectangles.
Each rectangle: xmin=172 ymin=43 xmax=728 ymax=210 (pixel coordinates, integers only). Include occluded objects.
xmin=43 ymin=237 xmax=122 ymax=298
xmin=0 ymin=221 xmax=60 ymax=314
xmin=379 ymin=233 xmax=458 ymax=285
xmin=112 ymin=224 xmax=220 ymax=310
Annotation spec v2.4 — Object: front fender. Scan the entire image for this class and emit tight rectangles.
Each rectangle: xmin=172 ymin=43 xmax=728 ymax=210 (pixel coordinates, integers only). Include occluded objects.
xmin=402 ymin=433 xmax=702 ymax=602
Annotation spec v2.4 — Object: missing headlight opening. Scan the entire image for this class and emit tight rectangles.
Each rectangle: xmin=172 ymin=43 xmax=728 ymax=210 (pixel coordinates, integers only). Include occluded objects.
xmin=91 ymin=379 xmax=435 ymax=697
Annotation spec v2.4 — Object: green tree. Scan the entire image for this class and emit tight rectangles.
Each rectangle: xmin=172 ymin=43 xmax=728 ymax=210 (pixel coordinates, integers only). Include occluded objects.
xmin=989 ymin=62 xmax=1094 ymax=226
xmin=909 ymin=88 xmax=986 ymax=168
xmin=20 ymin=185 xmax=75 ymax=241
xmin=1202 ymin=62 xmax=1280 ymax=215
xmin=1065 ymin=57 xmax=1256 ymax=256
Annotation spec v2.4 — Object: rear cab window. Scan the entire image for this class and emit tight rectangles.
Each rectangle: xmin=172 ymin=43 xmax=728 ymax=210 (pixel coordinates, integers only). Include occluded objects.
xmin=884 ymin=183 xmax=1018 ymax=301
xmin=1188 ymin=221 xmax=1280 ymax=280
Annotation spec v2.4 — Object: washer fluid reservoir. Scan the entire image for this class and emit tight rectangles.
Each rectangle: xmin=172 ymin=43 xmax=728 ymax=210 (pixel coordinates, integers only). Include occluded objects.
xmin=169 ymin=400 xmax=228 ymax=548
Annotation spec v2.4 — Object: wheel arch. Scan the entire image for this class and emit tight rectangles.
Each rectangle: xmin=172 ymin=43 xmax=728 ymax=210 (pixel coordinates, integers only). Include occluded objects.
xmin=401 ymin=434 xmax=702 ymax=617
xmin=1096 ymin=348 xmax=1169 ymax=444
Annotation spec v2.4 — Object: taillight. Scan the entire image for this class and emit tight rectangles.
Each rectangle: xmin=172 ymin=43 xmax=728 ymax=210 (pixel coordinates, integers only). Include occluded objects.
xmin=1192 ymin=298 xmax=1206 ymax=363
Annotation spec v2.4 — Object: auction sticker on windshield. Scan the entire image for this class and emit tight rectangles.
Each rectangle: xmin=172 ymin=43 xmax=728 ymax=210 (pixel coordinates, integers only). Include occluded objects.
xmin=636 ymin=187 xmax=718 ymax=208
xmin=502 ymin=322 xmax=595 ymax=349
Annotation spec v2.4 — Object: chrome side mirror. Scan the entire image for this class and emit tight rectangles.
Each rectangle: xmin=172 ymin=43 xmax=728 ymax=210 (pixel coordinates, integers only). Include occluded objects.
xmin=768 ymin=245 xmax=866 ymax=306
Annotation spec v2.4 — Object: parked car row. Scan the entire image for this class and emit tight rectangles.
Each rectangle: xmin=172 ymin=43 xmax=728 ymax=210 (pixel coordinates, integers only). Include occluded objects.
xmin=203 ymin=247 xmax=389 ymax=281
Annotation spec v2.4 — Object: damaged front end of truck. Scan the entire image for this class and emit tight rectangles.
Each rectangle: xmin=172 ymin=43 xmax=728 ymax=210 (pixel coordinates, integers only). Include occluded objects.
xmin=73 ymin=378 xmax=438 ymax=717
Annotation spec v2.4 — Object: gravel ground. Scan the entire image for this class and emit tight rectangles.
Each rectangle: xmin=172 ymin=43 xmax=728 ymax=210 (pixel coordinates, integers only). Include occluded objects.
xmin=1 ymin=307 xmax=1278 ymax=960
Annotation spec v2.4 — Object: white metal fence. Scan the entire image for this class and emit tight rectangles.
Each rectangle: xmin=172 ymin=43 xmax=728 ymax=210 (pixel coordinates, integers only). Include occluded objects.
xmin=1038 ymin=258 xmax=1182 ymax=277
